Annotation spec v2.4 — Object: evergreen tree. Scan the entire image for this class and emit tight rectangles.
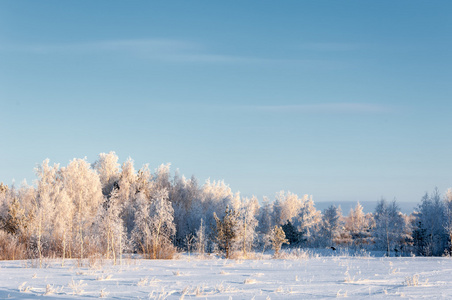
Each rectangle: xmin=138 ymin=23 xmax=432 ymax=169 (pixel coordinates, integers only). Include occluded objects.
xmin=319 ymin=205 xmax=342 ymax=247
xmin=281 ymin=221 xmax=303 ymax=246
xmin=268 ymin=225 xmax=289 ymax=257
xmin=213 ymin=206 xmax=239 ymax=258
xmin=413 ymin=189 xmax=447 ymax=256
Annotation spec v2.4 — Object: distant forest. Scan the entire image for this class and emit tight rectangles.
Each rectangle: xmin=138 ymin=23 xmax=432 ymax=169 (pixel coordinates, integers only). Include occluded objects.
xmin=1 ymin=152 xmax=451 ymax=262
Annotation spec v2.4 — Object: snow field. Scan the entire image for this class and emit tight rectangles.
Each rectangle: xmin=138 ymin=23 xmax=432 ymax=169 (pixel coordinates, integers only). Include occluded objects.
xmin=1 ymin=255 xmax=452 ymax=299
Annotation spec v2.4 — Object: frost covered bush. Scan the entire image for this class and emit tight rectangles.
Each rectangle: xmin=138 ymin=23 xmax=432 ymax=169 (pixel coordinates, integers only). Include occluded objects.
xmin=404 ymin=274 xmax=420 ymax=286
xmin=279 ymin=248 xmax=312 ymax=260
xmin=0 ymin=230 xmax=26 ymax=260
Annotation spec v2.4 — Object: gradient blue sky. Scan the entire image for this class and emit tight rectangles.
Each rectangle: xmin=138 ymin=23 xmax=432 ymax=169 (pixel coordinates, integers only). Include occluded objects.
xmin=1 ymin=1 xmax=451 ymax=204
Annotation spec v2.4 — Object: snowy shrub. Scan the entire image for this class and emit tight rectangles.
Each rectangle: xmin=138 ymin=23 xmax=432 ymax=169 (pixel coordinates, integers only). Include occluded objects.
xmin=96 ymin=274 xmax=113 ymax=281
xmin=228 ymin=250 xmax=260 ymax=260
xmin=336 ymin=289 xmax=348 ymax=297
xmin=68 ymin=279 xmax=87 ymax=295
xmin=243 ymin=278 xmax=257 ymax=284
xmin=404 ymin=274 xmax=420 ymax=286
xmin=137 ymin=277 xmax=148 ymax=286
xmin=44 ymin=284 xmax=57 ymax=295
xmin=279 ymin=248 xmax=312 ymax=260
xmin=0 ymin=230 xmax=27 ymax=260
xmin=100 ymin=288 xmax=110 ymax=298
xmin=18 ymin=281 xmax=29 ymax=292
xmin=354 ymin=248 xmax=372 ymax=258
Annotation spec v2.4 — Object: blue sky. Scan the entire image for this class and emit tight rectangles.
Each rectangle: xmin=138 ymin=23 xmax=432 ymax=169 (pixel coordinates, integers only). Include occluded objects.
xmin=1 ymin=1 xmax=451 ymax=204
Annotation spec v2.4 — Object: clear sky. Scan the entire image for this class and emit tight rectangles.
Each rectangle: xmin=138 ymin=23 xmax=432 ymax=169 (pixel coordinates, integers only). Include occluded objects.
xmin=1 ymin=1 xmax=451 ymax=204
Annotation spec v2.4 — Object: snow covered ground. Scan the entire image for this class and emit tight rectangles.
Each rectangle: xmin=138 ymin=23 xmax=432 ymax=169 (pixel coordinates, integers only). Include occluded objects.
xmin=1 ymin=253 xmax=452 ymax=299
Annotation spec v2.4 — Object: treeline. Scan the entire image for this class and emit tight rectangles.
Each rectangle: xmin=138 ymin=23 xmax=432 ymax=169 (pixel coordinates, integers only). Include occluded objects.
xmin=0 ymin=152 xmax=451 ymax=262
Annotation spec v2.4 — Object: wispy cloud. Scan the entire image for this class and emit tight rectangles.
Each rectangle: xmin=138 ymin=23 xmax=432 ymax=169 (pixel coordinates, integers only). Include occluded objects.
xmin=299 ymin=42 xmax=364 ymax=52
xmin=1 ymin=38 xmax=197 ymax=55
xmin=0 ymin=38 xmax=344 ymax=67
xmin=254 ymin=103 xmax=392 ymax=114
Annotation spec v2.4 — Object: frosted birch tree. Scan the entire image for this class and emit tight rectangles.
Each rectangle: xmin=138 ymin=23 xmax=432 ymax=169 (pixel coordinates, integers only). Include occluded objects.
xmin=60 ymin=158 xmax=103 ymax=260
xmin=33 ymin=160 xmax=59 ymax=265
xmin=132 ymin=188 xmax=175 ymax=259
xmin=53 ymin=186 xmax=73 ymax=264
xmin=373 ymin=199 xmax=407 ymax=256
xmin=236 ymin=196 xmax=259 ymax=257
xmin=345 ymin=202 xmax=372 ymax=249
xmin=194 ymin=218 xmax=206 ymax=254
xmin=94 ymin=188 xmax=126 ymax=264
xmin=117 ymin=157 xmax=137 ymax=234
xmin=94 ymin=151 xmax=120 ymax=197
xmin=148 ymin=188 xmax=176 ymax=259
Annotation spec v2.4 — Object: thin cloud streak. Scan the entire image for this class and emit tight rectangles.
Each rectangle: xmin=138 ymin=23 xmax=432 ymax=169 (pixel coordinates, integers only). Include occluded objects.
xmin=0 ymin=38 xmax=197 ymax=54
xmin=254 ymin=103 xmax=393 ymax=114
xmin=299 ymin=42 xmax=365 ymax=52
xmin=0 ymin=38 xmax=345 ymax=67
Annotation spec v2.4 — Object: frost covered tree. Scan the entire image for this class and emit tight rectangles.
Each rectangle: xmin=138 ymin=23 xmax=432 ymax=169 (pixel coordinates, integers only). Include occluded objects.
xmin=292 ymin=195 xmax=320 ymax=245
xmin=0 ymin=182 xmax=7 ymax=194
xmin=372 ymin=199 xmax=408 ymax=256
xmin=33 ymin=160 xmax=60 ymax=264
xmin=274 ymin=191 xmax=302 ymax=225
xmin=2 ymin=189 xmax=29 ymax=239
xmin=214 ymin=206 xmax=239 ymax=258
xmin=136 ymin=165 xmax=152 ymax=198
xmin=318 ymin=205 xmax=342 ymax=247
xmin=12 ymin=183 xmax=36 ymax=248
xmin=270 ymin=191 xmax=320 ymax=246
xmin=268 ymin=225 xmax=289 ymax=257
xmin=281 ymin=220 xmax=302 ymax=245
xmin=236 ymin=196 xmax=259 ymax=257
xmin=170 ymin=173 xmax=200 ymax=247
xmin=132 ymin=188 xmax=176 ymax=259
xmin=200 ymin=179 xmax=235 ymax=250
xmin=413 ymin=189 xmax=448 ymax=256
xmin=257 ymin=196 xmax=273 ymax=235
xmin=131 ymin=192 xmax=152 ymax=256
xmin=0 ymin=183 xmax=8 ymax=230
xmin=94 ymin=188 xmax=126 ymax=264
xmin=154 ymin=163 xmax=172 ymax=192
xmin=53 ymin=185 xmax=73 ymax=263
xmin=60 ymin=158 xmax=103 ymax=260
xmin=345 ymin=202 xmax=372 ymax=249
xmin=444 ymin=188 xmax=452 ymax=253
xmin=93 ymin=151 xmax=120 ymax=197
xmin=194 ymin=218 xmax=206 ymax=254
xmin=117 ymin=157 xmax=137 ymax=234
xmin=148 ymin=188 xmax=176 ymax=259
